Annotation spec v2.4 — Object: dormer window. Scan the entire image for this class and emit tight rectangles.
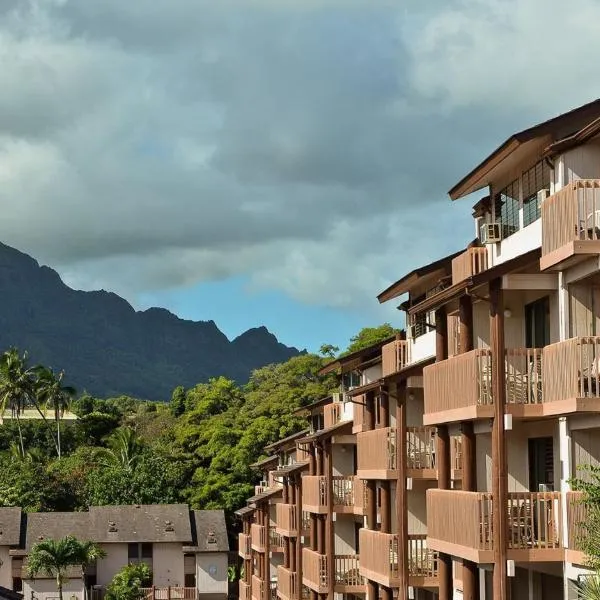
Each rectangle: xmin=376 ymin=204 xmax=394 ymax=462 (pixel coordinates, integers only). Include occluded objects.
xmin=207 ymin=531 xmax=217 ymax=545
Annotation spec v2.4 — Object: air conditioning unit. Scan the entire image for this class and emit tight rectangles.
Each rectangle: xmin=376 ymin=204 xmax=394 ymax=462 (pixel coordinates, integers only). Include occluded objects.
xmin=537 ymin=188 xmax=549 ymax=207
xmin=408 ymin=324 xmax=417 ymax=339
xmin=332 ymin=392 xmax=342 ymax=403
xmin=481 ymin=222 xmax=502 ymax=244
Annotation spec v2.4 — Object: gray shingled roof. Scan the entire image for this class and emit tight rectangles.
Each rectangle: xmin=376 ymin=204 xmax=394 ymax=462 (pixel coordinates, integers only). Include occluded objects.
xmin=90 ymin=504 xmax=193 ymax=543
xmin=184 ymin=510 xmax=228 ymax=553
xmin=25 ymin=512 xmax=90 ymax=550
xmin=0 ymin=508 xmax=22 ymax=546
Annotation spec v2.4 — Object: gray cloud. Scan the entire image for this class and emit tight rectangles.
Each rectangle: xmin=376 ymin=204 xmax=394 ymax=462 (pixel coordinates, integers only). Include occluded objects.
xmin=0 ymin=0 xmax=596 ymax=311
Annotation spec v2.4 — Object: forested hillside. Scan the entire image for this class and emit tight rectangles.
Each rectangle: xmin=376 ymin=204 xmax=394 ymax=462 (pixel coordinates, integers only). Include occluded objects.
xmin=0 ymin=324 xmax=397 ymax=518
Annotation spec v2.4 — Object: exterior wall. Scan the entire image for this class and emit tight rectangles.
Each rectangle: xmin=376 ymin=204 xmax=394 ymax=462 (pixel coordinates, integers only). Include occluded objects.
xmin=362 ymin=364 xmax=382 ymax=385
xmin=331 ymin=444 xmax=354 ymax=476
xmin=410 ymin=330 xmax=436 ymax=364
xmin=406 ymin=390 xmax=425 ymax=428
xmin=503 ymin=290 xmax=559 ymax=347
xmin=270 ymin=552 xmax=283 ymax=580
xmin=96 ymin=543 xmax=129 ymax=587
xmin=407 ymin=486 xmax=430 ymax=535
xmin=572 ymin=427 xmax=600 ymax=481
xmin=473 ymin=300 xmax=491 ymax=349
xmin=153 ymin=543 xmax=185 ymax=587
xmin=333 ymin=516 xmax=356 ymax=554
xmin=0 ymin=547 xmax=11 ymax=589
xmin=196 ymin=552 xmax=228 ymax=597
xmin=490 ymin=218 xmax=542 ymax=268
xmin=23 ymin=578 xmax=85 ymax=600
xmin=562 ymin=141 xmax=600 ymax=184
xmin=476 ymin=433 xmax=493 ymax=492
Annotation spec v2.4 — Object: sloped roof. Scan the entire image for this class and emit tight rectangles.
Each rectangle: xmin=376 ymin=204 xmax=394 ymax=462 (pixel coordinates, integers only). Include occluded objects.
xmin=185 ymin=510 xmax=229 ymax=553
xmin=24 ymin=512 xmax=91 ymax=550
xmin=0 ymin=508 xmax=22 ymax=546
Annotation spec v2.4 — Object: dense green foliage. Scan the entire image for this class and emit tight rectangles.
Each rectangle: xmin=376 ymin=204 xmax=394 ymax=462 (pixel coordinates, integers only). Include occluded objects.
xmin=105 ymin=563 xmax=152 ymax=600
xmin=343 ymin=323 xmax=401 ymax=354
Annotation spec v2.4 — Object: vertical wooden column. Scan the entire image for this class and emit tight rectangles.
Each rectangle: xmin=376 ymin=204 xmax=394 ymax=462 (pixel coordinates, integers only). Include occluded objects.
xmin=435 ymin=308 xmax=452 ymax=600
xmin=295 ymin=474 xmax=303 ymax=600
xmin=396 ymin=383 xmax=408 ymax=600
xmin=309 ymin=445 xmax=318 ymax=554
xmin=262 ymin=506 xmax=270 ymax=600
xmin=364 ymin=389 xmax=379 ymax=600
xmin=490 ymin=278 xmax=509 ymax=600
xmin=460 ymin=294 xmax=478 ymax=600
xmin=325 ymin=439 xmax=334 ymax=599
xmin=283 ymin=479 xmax=290 ymax=569
xmin=379 ymin=387 xmax=389 ymax=429
xmin=379 ymin=383 xmax=392 ymax=600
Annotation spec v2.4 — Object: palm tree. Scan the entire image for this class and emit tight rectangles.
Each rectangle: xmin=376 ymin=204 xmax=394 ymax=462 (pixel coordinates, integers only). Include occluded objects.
xmin=0 ymin=348 xmax=37 ymax=455
xmin=27 ymin=536 xmax=106 ymax=600
xmin=574 ymin=575 xmax=600 ymax=599
xmin=97 ymin=427 xmax=144 ymax=471
xmin=34 ymin=366 xmax=76 ymax=459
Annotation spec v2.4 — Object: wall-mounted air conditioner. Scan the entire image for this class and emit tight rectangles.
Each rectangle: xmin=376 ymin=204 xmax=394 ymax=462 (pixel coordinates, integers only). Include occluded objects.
xmin=481 ymin=223 xmax=502 ymax=244
xmin=537 ymin=188 xmax=549 ymax=207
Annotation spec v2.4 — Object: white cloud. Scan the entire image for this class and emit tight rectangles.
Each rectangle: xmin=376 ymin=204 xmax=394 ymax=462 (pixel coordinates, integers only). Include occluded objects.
xmin=0 ymin=0 xmax=596 ymax=313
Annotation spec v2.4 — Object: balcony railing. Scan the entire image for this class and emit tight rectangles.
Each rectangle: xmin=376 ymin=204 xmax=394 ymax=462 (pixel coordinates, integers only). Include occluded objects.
xmin=452 ymin=247 xmax=488 ymax=285
xmin=407 ymin=427 xmax=436 ymax=473
xmin=240 ymin=581 xmax=251 ymax=600
xmin=302 ymin=476 xmax=327 ymax=513
xmin=352 ymin=396 xmax=366 ymax=433
xmin=408 ymin=534 xmax=439 ymax=583
xmin=252 ymin=575 xmax=264 ymax=600
xmin=251 ymin=524 xmax=266 ymax=552
xmin=277 ymin=566 xmax=297 ymax=600
xmin=270 ymin=526 xmax=284 ymax=550
xmin=505 ymin=348 xmax=543 ymax=405
xmin=334 ymin=555 xmax=364 ymax=588
xmin=302 ymin=549 xmax=328 ymax=593
xmin=276 ymin=503 xmax=298 ymax=537
xmin=427 ymin=490 xmax=562 ymax=560
xmin=239 ymin=533 xmax=252 ymax=559
xmin=357 ymin=427 xmax=396 ymax=478
xmin=567 ymin=491 xmax=587 ymax=562
xmin=423 ymin=349 xmax=493 ymax=421
xmin=382 ymin=340 xmax=409 ymax=378
xmin=542 ymin=179 xmax=600 ymax=259
xmin=324 ymin=403 xmax=342 ymax=428
xmin=332 ymin=476 xmax=367 ymax=513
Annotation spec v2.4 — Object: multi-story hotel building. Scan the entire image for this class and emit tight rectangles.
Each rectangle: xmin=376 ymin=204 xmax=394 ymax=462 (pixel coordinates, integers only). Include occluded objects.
xmin=237 ymin=98 xmax=600 ymax=600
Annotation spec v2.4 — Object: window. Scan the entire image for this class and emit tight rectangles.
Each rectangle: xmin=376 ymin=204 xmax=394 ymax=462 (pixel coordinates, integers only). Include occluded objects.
xmin=341 ymin=371 xmax=360 ymax=390
xmin=410 ymin=312 xmax=427 ymax=338
xmin=184 ymin=573 xmax=196 ymax=588
xmin=522 ymin=161 xmax=550 ymax=226
xmin=128 ymin=543 xmax=139 ymax=560
xmin=128 ymin=543 xmax=153 ymax=573
xmin=495 ymin=178 xmax=520 ymax=238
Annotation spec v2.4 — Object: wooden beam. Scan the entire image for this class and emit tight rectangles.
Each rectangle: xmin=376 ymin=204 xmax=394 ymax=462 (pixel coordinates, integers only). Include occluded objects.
xmin=459 ymin=295 xmax=473 ymax=353
xmin=435 ymin=308 xmax=448 ymax=361
xmin=490 ymin=277 xmax=508 ymax=600
xmin=396 ymin=385 xmax=408 ymax=600
xmin=501 ymin=273 xmax=558 ymax=290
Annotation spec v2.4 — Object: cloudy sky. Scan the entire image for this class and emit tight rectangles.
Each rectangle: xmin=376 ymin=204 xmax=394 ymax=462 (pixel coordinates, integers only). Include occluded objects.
xmin=2 ymin=0 xmax=600 ymax=352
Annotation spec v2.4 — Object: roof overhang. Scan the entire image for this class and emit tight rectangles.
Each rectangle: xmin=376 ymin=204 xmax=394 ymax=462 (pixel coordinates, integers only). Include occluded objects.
xmin=263 ymin=429 xmax=310 ymax=452
xmin=301 ymin=420 xmax=353 ymax=443
xmin=250 ymin=455 xmax=279 ymax=469
xmin=293 ymin=396 xmax=333 ymax=415
xmin=247 ymin=487 xmax=283 ymax=506
xmin=346 ymin=380 xmax=385 ymax=398
xmin=234 ymin=506 xmax=255 ymax=518
xmin=272 ymin=461 xmax=310 ymax=477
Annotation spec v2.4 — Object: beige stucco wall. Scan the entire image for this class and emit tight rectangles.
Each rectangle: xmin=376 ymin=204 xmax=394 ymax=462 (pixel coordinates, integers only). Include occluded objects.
xmin=196 ymin=553 xmax=227 ymax=596
xmin=23 ymin=578 xmax=84 ymax=600
xmin=0 ymin=547 xmax=11 ymax=589
xmin=332 ymin=444 xmax=354 ymax=476
xmin=333 ymin=515 xmax=356 ymax=555
xmin=153 ymin=543 xmax=184 ymax=587
xmin=96 ymin=543 xmax=129 ymax=587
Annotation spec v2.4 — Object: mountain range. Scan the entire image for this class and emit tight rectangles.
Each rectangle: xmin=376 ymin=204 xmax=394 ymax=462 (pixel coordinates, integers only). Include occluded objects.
xmin=0 ymin=242 xmax=300 ymax=400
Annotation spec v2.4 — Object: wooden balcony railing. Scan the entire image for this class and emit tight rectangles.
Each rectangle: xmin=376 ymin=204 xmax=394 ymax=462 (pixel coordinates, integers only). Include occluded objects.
xmin=239 ymin=533 xmax=252 ymax=559
xmin=542 ymin=179 xmax=600 ymax=258
xmin=277 ymin=566 xmax=297 ymax=600
xmin=251 ymin=524 xmax=266 ymax=552
xmin=359 ymin=530 xmax=399 ymax=582
xmin=451 ymin=435 xmax=463 ymax=475
xmin=252 ymin=575 xmax=264 ymax=600
xmin=240 ymin=581 xmax=251 ymax=600
xmin=270 ymin=526 xmax=284 ymax=550
xmin=276 ymin=503 xmax=298 ymax=537
xmin=406 ymin=426 xmax=436 ymax=472
xmin=357 ymin=427 xmax=396 ymax=477
xmin=302 ymin=549 xmax=328 ymax=593
xmin=331 ymin=476 xmax=367 ymax=513
xmin=302 ymin=476 xmax=327 ymax=513
xmin=408 ymin=534 xmax=439 ymax=582
xmin=505 ymin=348 xmax=543 ymax=405
xmin=423 ymin=349 xmax=492 ymax=420
xmin=567 ymin=491 xmax=587 ymax=561
xmin=382 ymin=340 xmax=409 ymax=378
xmin=452 ymin=247 xmax=488 ymax=285
xmin=334 ymin=555 xmax=364 ymax=588
xmin=543 ymin=337 xmax=600 ymax=403
xmin=138 ymin=589 xmax=196 ymax=600
xmin=427 ymin=490 xmax=562 ymax=559
xmin=352 ymin=396 xmax=366 ymax=433
xmin=324 ymin=403 xmax=342 ymax=428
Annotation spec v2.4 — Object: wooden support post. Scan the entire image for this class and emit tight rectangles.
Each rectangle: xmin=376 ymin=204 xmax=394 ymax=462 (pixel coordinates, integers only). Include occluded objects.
xmin=380 ymin=481 xmax=391 ymax=533
xmin=325 ymin=440 xmax=334 ymax=598
xmin=364 ymin=391 xmax=375 ymax=431
xmin=295 ymin=473 xmax=302 ymax=600
xmin=462 ymin=420 xmax=478 ymax=599
xmin=379 ymin=387 xmax=389 ymax=429
xmin=435 ymin=308 xmax=448 ymax=361
xmin=490 ymin=277 xmax=509 ymax=600
xmin=459 ymin=295 xmax=474 ymax=353
xmin=365 ymin=481 xmax=377 ymax=530
xmin=396 ymin=385 xmax=408 ymax=600
xmin=367 ymin=581 xmax=379 ymax=600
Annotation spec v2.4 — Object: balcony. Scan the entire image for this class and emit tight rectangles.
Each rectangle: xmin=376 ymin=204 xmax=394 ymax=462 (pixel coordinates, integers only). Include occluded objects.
xmin=324 ymin=402 xmax=343 ymax=428
xmin=302 ymin=549 xmax=328 ymax=594
xmin=277 ymin=566 xmax=297 ymax=600
xmin=332 ymin=476 xmax=368 ymax=515
xmin=541 ymin=180 xmax=600 ymax=270
xmin=302 ymin=476 xmax=328 ymax=514
xmin=357 ymin=427 xmax=396 ymax=479
xmin=270 ymin=526 xmax=284 ymax=552
xmin=427 ymin=490 xmax=562 ymax=563
xmin=423 ymin=349 xmax=493 ymax=425
xmin=359 ymin=530 xmax=438 ymax=588
xmin=407 ymin=427 xmax=436 ymax=479
xmin=352 ymin=396 xmax=367 ymax=434
xmin=382 ymin=340 xmax=410 ymax=378
xmin=240 ymin=580 xmax=251 ymax=600
xmin=239 ymin=533 xmax=251 ymax=559
xmin=452 ymin=247 xmax=488 ymax=285
xmin=567 ymin=491 xmax=587 ymax=565
xmin=276 ymin=503 xmax=298 ymax=537
xmin=333 ymin=555 xmax=364 ymax=593
xmin=252 ymin=575 xmax=264 ymax=600
xmin=251 ymin=524 xmax=266 ymax=553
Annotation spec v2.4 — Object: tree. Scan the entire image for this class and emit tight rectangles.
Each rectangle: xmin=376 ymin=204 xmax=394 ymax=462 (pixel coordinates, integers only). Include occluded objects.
xmin=0 ymin=348 xmax=37 ymax=456
xmin=105 ymin=563 xmax=151 ymax=600
xmin=318 ymin=344 xmax=339 ymax=358
xmin=170 ymin=386 xmax=186 ymax=417
xmin=27 ymin=536 xmax=105 ymax=600
xmin=97 ymin=427 xmax=144 ymax=471
xmin=34 ymin=366 xmax=76 ymax=459
xmin=343 ymin=324 xmax=400 ymax=355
